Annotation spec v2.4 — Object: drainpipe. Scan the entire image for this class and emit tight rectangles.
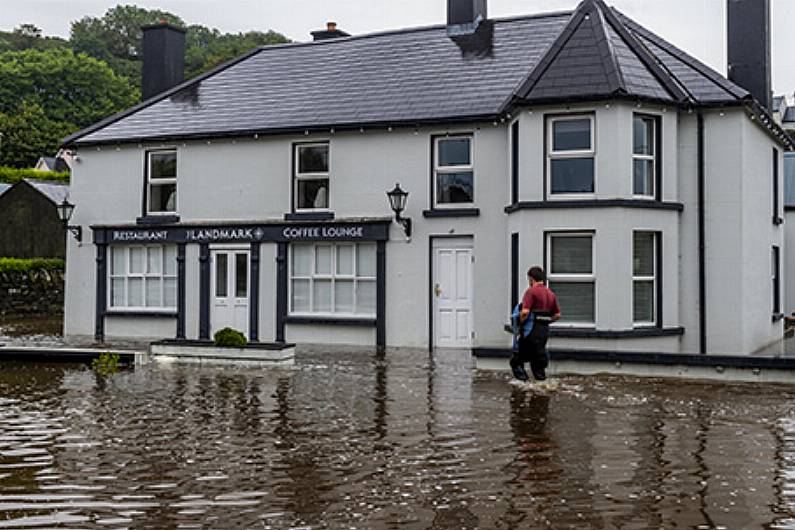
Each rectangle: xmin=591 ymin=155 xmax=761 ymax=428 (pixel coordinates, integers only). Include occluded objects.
xmin=697 ymin=109 xmax=706 ymax=354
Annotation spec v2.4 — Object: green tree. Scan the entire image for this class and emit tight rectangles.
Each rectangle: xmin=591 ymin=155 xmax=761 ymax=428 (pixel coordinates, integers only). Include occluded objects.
xmin=184 ymin=26 xmax=289 ymax=78
xmin=0 ymin=102 xmax=74 ymax=168
xmin=0 ymin=48 xmax=138 ymax=128
xmin=0 ymin=25 xmax=68 ymax=53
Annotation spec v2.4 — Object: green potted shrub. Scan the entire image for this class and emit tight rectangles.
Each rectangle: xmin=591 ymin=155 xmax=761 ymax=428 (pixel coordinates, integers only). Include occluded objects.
xmin=213 ymin=327 xmax=247 ymax=348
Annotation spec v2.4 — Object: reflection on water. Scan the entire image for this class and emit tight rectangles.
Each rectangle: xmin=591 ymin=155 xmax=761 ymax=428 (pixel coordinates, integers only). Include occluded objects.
xmin=2 ymin=347 xmax=795 ymax=528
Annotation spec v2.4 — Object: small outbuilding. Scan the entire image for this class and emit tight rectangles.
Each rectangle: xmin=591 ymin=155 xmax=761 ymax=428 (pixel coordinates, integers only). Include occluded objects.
xmin=0 ymin=179 xmax=69 ymax=259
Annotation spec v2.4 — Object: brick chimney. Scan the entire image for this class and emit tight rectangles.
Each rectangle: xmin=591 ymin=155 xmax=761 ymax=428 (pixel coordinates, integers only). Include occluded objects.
xmin=141 ymin=21 xmax=186 ymax=101
xmin=311 ymin=21 xmax=350 ymax=41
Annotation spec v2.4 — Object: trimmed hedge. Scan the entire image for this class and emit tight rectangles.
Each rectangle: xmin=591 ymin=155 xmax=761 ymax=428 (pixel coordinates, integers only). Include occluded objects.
xmin=0 ymin=166 xmax=69 ymax=184
xmin=213 ymin=327 xmax=248 ymax=348
xmin=0 ymin=258 xmax=65 ymax=273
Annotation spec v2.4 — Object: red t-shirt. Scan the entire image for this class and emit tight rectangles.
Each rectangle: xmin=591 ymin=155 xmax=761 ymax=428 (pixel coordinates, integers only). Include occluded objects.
xmin=522 ymin=283 xmax=560 ymax=316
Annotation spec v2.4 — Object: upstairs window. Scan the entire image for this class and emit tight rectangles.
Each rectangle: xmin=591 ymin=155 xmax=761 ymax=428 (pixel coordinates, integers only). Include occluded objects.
xmin=434 ymin=135 xmax=474 ymax=205
xmin=633 ymin=115 xmax=657 ymax=198
xmin=295 ymin=143 xmax=329 ymax=211
xmin=548 ymin=116 xmax=595 ymax=195
xmin=147 ymin=150 xmax=177 ymax=214
xmin=773 ymin=147 xmax=781 ymax=224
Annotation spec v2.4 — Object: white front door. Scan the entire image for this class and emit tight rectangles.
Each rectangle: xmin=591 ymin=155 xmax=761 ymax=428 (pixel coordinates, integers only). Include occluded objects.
xmin=211 ymin=248 xmax=250 ymax=338
xmin=432 ymin=238 xmax=474 ymax=348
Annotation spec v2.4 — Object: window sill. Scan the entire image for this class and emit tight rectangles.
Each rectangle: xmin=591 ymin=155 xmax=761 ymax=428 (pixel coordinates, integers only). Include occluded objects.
xmin=773 ymin=216 xmax=784 ymax=226
xmin=284 ymin=212 xmax=335 ymax=221
xmin=285 ymin=315 xmax=376 ymax=326
xmin=773 ymin=312 xmax=785 ymax=323
xmin=550 ymin=326 xmax=684 ymax=339
xmin=423 ymin=208 xmax=480 ymax=218
xmin=137 ymin=214 xmax=180 ymax=225
xmin=104 ymin=310 xmax=177 ymax=318
xmin=505 ymin=199 xmax=684 ymax=213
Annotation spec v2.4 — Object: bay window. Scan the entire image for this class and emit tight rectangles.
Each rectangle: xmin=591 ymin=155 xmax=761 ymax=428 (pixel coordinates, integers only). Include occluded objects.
xmin=290 ymin=243 xmax=376 ymax=316
xmin=548 ymin=116 xmax=595 ymax=196
xmin=633 ymin=115 xmax=657 ymax=197
xmin=547 ymin=233 xmax=595 ymax=324
xmin=147 ymin=150 xmax=177 ymax=214
xmin=434 ymin=135 xmax=474 ymax=205
xmin=632 ymin=232 xmax=657 ymax=325
xmin=295 ymin=143 xmax=330 ymax=210
xmin=109 ymin=245 xmax=177 ymax=310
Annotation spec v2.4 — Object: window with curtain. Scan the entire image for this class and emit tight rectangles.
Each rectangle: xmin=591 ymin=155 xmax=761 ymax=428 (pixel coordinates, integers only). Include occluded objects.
xmin=147 ymin=150 xmax=177 ymax=214
xmin=294 ymin=143 xmax=330 ymax=210
xmin=109 ymin=245 xmax=177 ymax=310
xmin=547 ymin=233 xmax=595 ymax=324
xmin=290 ymin=243 xmax=376 ymax=316
xmin=548 ymin=116 xmax=595 ymax=195
xmin=633 ymin=232 xmax=657 ymax=325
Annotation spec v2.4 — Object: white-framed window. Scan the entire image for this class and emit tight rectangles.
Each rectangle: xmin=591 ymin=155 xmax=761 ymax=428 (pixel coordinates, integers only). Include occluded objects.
xmin=294 ymin=143 xmax=330 ymax=211
xmin=109 ymin=245 xmax=177 ymax=310
xmin=547 ymin=232 xmax=595 ymax=325
xmin=434 ymin=135 xmax=474 ymax=206
xmin=547 ymin=115 xmax=595 ymax=196
xmin=632 ymin=232 xmax=657 ymax=326
xmin=290 ymin=243 xmax=376 ymax=317
xmin=147 ymin=150 xmax=177 ymax=214
xmin=633 ymin=115 xmax=656 ymax=198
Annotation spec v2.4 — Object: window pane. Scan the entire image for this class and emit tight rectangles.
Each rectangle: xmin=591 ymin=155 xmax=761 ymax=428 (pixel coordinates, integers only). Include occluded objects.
xmin=291 ymin=279 xmax=310 ymax=312
xmin=215 ymin=254 xmax=228 ymax=297
xmin=335 ymin=280 xmax=354 ymax=313
xmin=438 ymin=138 xmax=471 ymax=166
xmin=235 ymin=253 xmax=247 ymax=298
xmin=164 ymin=278 xmax=177 ymax=308
xmin=164 ymin=246 xmax=177 ymax=276
xmin=633 ymin=159 xmax=654 ymax=196
xmin=633 ymin=280 xmax=655 ymax=322
xmin=437 ymin=171 xmax=473 ymax=203
xmin=292 ymin=245 xmax=311 ymax=276
xmin=549 ymin=282 xmax=594 ymax=323
xmin=298 ymin=144 xmax=329 ymax=173
xmin=336 ymin=245 xmax=354 ymax=275
xmin=313 ymin=279 xmax=332 ymax=312
xmin=111 ymin=247 xmax=125 ymax=275
xmin=550 ymin=236 xmax=592 ymax=274
xmin=553 ymin=119 xmax=591 ymax=151
xmin=633 ymin=233 xmax=655 ymax=276
xmin=149 ymin=183 xmax=176 ymax=212
xmin=357 ymin=280 xmax=376 ymax=316
xmin=147 ymin=247 xmax=161 ymax=274
xmin=550 ymin=158 xmax=594 ymax=194
xmin=145 ymin=278 xmax=161 ymax=307
xmin=150 ymin=152 xmax=176 ymax=179
xmin=128 ymin=277 xmax=144 ymax=307
xmin=315 ymin=245 xmax=332 ymax=274
xmin=111 ymin=278 xmax=125 ymax=306
xmin=297 ymin=179 xmax=329 ymax=209
xmin=129 ymin=247 xmax=144 ymax=274
xmin=633 ymin=117 xmax=654 ymax=156
xmin=357 ymin=244 xmax=376 ymax=277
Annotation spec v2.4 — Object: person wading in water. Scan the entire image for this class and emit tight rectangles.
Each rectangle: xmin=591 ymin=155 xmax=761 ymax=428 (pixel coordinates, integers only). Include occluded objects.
xmin=510 ymin=266 xmax=561 ymax=382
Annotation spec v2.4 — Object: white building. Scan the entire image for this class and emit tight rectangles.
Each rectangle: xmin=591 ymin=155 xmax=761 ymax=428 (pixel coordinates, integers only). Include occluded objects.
xmin=62 ymin=0 xmax=793 ymax=356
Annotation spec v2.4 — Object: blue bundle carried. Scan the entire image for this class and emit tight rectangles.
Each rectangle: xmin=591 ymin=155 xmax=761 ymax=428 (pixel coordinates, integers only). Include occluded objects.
xmin=510 ymin=302 xmax=534 ymax=350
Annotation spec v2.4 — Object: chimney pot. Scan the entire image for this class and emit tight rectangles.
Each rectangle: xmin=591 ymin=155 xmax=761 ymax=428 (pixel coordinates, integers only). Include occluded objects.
xmin=327 ymin=22 xmax=337 ymax=31
xmin=311 ymin=21 xmax=349 ymax=41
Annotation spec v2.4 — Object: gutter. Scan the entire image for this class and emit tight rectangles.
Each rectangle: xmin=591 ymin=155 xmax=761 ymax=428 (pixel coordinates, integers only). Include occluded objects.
xmin=697 ymin=109 xmax=706 ymax=354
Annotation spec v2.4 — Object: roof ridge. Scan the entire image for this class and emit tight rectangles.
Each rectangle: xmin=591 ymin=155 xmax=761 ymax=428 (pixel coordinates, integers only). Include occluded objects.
xmin=596 ymin=0 xmax=687 ymax=103
xmin=589 ymin=2 xmax=625 ymax=94
xmin=614 ymin=8 xmax=746 ymax=101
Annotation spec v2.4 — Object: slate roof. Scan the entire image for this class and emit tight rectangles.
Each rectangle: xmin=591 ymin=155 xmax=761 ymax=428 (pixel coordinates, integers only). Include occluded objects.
xmin=64 ymin=0 xmax=778 ymax=147
xmin=784 ymin=106 xmax=795 ymax=125
xmin=23 ymin=179 xmax=69 ymax=206
xmin=774 ymin=96 xmax=786 ymax=113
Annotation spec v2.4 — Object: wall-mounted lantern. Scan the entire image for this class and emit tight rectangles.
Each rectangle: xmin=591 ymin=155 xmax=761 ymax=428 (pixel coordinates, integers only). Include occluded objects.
xmin=386 ymin=183 xmax=412 ymax=238
xmin=56 ymin=198 xmax=82 ymax=243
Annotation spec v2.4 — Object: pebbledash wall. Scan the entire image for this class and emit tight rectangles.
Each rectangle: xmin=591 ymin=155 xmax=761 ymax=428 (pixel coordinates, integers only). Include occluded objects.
xmin=64 ymin=100 xmax=785 ymax=355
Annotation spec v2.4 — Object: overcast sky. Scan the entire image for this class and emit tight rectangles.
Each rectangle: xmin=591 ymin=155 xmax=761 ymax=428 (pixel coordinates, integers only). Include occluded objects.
xmin=2 ymin=0 xmax=794 ymax=95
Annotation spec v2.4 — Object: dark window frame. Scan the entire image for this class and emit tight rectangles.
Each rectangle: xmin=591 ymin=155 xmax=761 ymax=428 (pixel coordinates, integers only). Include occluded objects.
xmin=511 ymin=120 xmax=519 ymax=205
xmin=773 ymin=147 xmax=782 ymax=225
xmin=773 ymin=245 xmax=781 ymax=314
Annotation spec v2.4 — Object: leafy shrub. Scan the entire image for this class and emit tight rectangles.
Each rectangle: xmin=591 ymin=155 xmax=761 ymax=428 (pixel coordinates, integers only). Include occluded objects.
xmin=92 ymin=352 xmax=120 ymax=375
xmin=0 ymin=166 xmax=69 ymax=184
xmin=0 ymin=258 xmax=64 ymax=273
xmin=213 ymin=327 xmax=247 ymax=348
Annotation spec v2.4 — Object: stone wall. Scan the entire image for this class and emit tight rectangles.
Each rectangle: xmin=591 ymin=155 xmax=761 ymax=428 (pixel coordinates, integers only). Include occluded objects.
xmin=0 ymin=269 xmax=64 ymax=316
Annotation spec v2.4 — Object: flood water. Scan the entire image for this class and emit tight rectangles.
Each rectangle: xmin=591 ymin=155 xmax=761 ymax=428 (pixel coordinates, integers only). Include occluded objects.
xmin=2 ymin=348 xmax=795 ymax=529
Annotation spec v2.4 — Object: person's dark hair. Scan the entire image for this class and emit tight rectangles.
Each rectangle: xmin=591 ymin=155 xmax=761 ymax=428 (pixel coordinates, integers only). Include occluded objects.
xmin=527 ymin=266 xmax=546 ymax=282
